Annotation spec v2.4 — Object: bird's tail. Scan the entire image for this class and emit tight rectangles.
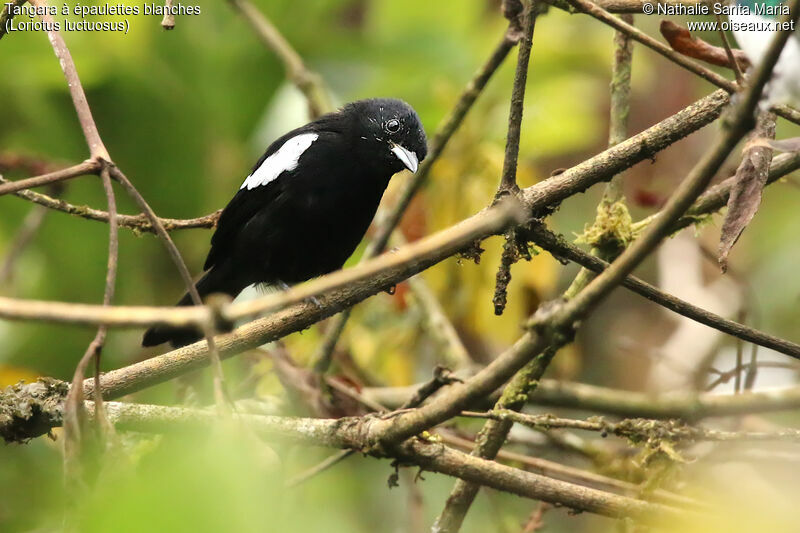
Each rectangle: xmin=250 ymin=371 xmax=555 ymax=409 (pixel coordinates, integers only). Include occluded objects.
xmin=142 ymin=264 xmax=244 ymax=348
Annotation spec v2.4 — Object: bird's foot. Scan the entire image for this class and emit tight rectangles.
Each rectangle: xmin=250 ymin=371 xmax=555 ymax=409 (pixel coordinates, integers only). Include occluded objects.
xmin=276 ymin=280 xmax=324 ymax=309
xmin=306 ymin=294 xmax=323 ymax=309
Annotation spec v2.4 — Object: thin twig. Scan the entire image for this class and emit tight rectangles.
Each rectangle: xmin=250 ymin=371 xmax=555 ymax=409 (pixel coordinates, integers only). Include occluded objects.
xmin=489 ymin=1 xmax=538 ymax=318
xmin=706 ymin=361 xmax=798 ymax=390
xmin=62 ymin=166 xmax=119 ymax=484
xmin=285 ymin=449 xmax=354 ymax=487
xmin=407 ymin=276 xmax=472 ymax=369
xmin=461 ymin=409 xmax=800 ymax=442
xmin=394 ymin=232 xmax=472 ymax=370
xmin=399 ymin=366 xmax=462 ymax=410
xmin=715 ymin=14 xmax=744 ymax=85
xmin=0 ymin=160 xmax=101 ymax=196
xmin=161 ymin=0 xmax=175 ymax=29
xmin=0 ymin=178 xmax=220 ymax=232
xmin=31 ymin=1 xmax=110 ymax=161
xmin=497 ymin=1 xmax=536 ymax=196
xmin=544 ymin=0 xmax=686 ymax=12
xmin=527 ymin=224 xmax=800 ymax=361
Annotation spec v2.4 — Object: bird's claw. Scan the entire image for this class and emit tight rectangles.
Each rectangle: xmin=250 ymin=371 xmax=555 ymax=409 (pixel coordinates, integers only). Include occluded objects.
xmin=277 ymin=280 xmax=323 ymax=309
xmin=306 ymin=294 xmax=323 ymax=309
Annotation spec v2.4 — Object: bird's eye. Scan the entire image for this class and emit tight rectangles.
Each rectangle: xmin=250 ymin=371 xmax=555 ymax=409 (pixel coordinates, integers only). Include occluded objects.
xmin=384 ymin=119 xmax=401 ymax=133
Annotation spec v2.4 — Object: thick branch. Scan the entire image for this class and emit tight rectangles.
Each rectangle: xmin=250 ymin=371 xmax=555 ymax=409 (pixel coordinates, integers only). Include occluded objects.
xmin=89 ymin=401 xmax=688 ymax=520
xmin=0 ymin=199 xmax=522 ymax=328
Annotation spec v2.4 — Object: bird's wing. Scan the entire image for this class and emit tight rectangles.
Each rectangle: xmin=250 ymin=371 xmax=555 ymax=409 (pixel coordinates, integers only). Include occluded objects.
xmin=204 ymin=125 xmax=342 ymax=271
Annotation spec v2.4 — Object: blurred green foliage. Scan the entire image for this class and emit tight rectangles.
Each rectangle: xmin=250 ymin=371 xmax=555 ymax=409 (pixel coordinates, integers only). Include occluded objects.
xmin=2 ymin=0 xmax=800 ymax=531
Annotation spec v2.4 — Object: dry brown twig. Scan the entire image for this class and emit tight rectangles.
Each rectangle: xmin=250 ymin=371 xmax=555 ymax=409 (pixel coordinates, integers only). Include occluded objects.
xmin=0 ymin=177 xmax=220 ymax=232
xmin=161 ymin=0 xmax=175 ymax=29
xmin=62 ymin=166 xmax=119 ymax=485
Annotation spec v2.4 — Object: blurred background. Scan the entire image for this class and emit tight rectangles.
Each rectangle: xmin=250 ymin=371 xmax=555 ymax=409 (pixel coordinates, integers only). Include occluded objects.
xmin=2 ymin=0 xmax=800 ymax=531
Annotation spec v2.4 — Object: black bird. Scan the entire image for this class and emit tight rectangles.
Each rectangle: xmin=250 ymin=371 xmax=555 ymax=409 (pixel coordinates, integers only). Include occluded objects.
xmin=143 ymin=98 xmax=428 ymax=347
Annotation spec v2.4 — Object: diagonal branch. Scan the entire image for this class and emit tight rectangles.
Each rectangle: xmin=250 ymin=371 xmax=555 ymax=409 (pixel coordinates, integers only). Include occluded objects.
xmin=225 ymin=0 xmax=332 ymax=118
xmin=527 ymin=223 xmax=800 ymax=360
xmin=30 ymin=1 xmax=110 ymax=161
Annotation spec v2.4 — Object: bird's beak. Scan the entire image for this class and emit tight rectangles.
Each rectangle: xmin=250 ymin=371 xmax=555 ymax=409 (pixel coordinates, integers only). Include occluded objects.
xmin=390 ymin=143 xmax=419 ymax=173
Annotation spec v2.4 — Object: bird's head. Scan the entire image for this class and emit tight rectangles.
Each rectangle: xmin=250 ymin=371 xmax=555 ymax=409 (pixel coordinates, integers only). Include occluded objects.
xmin=346 ymin=98 xmax=428 ymax=174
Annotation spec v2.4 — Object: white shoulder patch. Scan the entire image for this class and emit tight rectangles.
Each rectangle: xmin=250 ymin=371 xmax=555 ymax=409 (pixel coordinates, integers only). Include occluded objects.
xmin=240 ymin=133 xmax=319 ymax=190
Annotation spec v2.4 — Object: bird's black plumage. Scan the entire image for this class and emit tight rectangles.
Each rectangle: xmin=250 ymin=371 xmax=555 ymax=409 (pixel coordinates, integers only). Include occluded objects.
xmin=143 ymin=98 xmax=428 ymax=347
